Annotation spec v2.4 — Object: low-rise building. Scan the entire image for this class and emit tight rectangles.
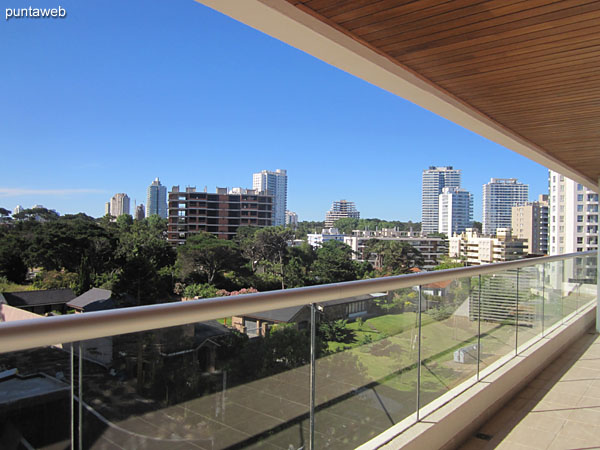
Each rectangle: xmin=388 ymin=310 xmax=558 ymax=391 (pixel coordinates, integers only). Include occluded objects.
xmin=344 ymin=228 xmax=447 ymax=269
xmin=450 ymin=228 xmax=526 ymax=265
xmin=307 ymin=227 xmax=345 ymax=248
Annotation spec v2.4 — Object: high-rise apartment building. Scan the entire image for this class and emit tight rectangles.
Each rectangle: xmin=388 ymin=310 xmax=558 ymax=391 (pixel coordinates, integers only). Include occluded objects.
xmin=511 ymin=194 xmax=548 ymax=255
xmin=285 ymin=211 xmax=298 ymax=228
xmin=438 ymin=187 xmax=473 ymax=236
xmin=135 ymin=204 xmax=146 ymax=221
xmin=146 ymin=177 xmax=167 ymax=218
xmin=324 ymin=200 xmax=360 ymax=228
xmin=482 ymin=178 xmax=528 ymax=236
xmin=107 ymin=193 xmax=130 ymax=218
xmin=548 ymin=171 xmax=599 ymax=255
xmin=167 ymin=186 xmax=273 ymax=244
xmin=252 ymin=169 xmax=287 ymax=226
xmin=422 ymin=166 xmax=461 ymax=234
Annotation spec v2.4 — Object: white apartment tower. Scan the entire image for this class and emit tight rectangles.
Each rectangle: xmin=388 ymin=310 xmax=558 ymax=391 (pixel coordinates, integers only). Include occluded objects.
xmin=438 ymin=187 xmax=473 ymax=236
xmin=482 ymin=178 xmax=528 ymax=236
xmin=253 ymin=169 xmax=287 ymax=226
xmin=146 ymin=177 xmax=167 ymax=218
xmin=108 ymin=193 xmax=130 ymax=218
xmin=549 ymin=171 xmax=599 ymax=255
xmin=422 ymin=166 xmax=461 ymax=234
xmin=325 ymin=200 xmax=360 ymax=228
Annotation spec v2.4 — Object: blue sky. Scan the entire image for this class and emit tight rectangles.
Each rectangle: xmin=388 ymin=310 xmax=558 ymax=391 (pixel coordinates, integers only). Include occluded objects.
xmin=1 ymin=0 xmax=549 ymax=222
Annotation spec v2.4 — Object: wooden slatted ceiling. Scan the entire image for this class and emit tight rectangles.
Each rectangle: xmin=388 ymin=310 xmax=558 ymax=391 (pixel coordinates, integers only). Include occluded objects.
xmin=287 ymin=0 xmax=600 ymax=182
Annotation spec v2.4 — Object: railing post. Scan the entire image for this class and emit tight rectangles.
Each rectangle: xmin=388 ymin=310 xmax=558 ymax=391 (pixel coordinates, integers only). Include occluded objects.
xmin=477 ymin=275 xmax=481 ymax=381
xmin=78 ymin=342 xmax=83 ymax=450
xmin=542 ymin=263 xmax=546 ymax=337
xmin=561 ymin=260 xmax=565 ymax=324
xmin=515 ymin=269 xmax=519 ymax=355
xmin=309 ymin=303 xmax=316 ymax=450
xmin=416 ymin=285 xmax=422 ymax=421
xmin=70 ymin=343 xmax=74 ymax=450
xmin=597 ymin=239 xmax=600 ymax=331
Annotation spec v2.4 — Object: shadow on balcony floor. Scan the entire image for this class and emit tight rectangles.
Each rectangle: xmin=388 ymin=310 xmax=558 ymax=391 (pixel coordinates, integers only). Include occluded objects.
xmin=460 ymin=329 xmax=600 ymax=450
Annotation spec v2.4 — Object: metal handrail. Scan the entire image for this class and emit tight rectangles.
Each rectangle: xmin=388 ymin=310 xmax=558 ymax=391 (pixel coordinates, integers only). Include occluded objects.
xmin=0 ymin=251 xmax=594 ymax=354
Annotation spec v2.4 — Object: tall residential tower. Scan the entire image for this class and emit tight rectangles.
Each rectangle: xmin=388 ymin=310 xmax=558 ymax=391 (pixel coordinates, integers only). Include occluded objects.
xmin=146 ymin=177 xmax=167 ymax=218
xmin=107 ymin=193 xmax=130 ymax=218
xmin=253 ymin=169 xmax=287 ymax=226
xmin=422 ymin=166 xmax=461 ymax=234
xmin=482 ymin=178 xmax=528 ymax=236
xmin=548 ymin=171 xmax=598 ymax=255
xmin=438 ymin=187 xmax=473 ymax=236
xmin=325 ymin=200 xmax=360 ymax=228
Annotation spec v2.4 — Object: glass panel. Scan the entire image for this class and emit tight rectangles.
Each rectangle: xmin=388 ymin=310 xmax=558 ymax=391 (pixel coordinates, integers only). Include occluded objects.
xmin=583 ymin=254 xmax=598 ymax=308
xmin=418 ymin=276 xmax=479 ymax=407
xmin=544 ymin=261 xmax=564 ymax=333
xmin=562 ymin=257 xmax=580 ymax=318
xmin=314 ymin=289 xmax=418 ymax=449
xmin=516 ymin=265 xmax=545 ymax=350
xmin=0 ymin=345 xmax=72 ymax=448
xmin=475 ymin=269 xmax=518 ymax=372
xmin=79 ymin=318 xmax=310 ymax=449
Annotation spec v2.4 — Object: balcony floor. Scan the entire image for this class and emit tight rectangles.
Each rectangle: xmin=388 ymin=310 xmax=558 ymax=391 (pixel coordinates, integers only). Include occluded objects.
xmin=460 ymin=329 xmax=600 ymax=450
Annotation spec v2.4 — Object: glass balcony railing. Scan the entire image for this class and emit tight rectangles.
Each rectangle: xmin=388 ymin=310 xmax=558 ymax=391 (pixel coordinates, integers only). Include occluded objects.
xmin=0 ymin=252 xmax=596 ymax=449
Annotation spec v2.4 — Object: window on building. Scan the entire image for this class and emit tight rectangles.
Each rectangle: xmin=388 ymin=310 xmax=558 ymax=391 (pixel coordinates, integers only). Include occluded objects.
xmin=577 ymin=226 xmax=584 ymax=233
xmin=577 ymin=237 xmax=583 ymax=244
xmin=577 ymin=215 xmax=583 ymax=222
xmin=577 ymin=205 xmax=584 ymax=212
xmin=578 ymin=194 xmax=584 ymax=201
xmin=577 ymin=183 xmax=583 ymax=190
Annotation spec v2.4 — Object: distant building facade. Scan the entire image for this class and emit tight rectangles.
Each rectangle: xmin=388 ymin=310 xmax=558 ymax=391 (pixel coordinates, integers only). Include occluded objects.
xmin=253 ymin=169 xmax=287 ymax=226
xmin=422 ymin=166 xmax=461 ymax=235
xmin=107 ymin=193 xmax=130 ymax=218
xmin=146 ymin=177 xmax=167 ymax=218
xmin=344 ymin=228 xmax=447 ymax=270
xmin=167 ymin=186 xmax=273 ymax=244
xmin=548 ymin=171 xmax=599 ymax=254
xmin=438 ymin=187 xmax=473 ymax=236
xmin=135 ymin=204 xmax=146 ymax=221
xmin=285 ymin=211 xmax=298 ymax=228
xmin=511 ymin=194 xmax=548 ymax=255
xmin=482 ymin=178 xmax=528 ymax=236
xmin=449 ymin=228 xmax=526 ymax=265
xmin=325 ymin=200 xmax=360 ymax=228
xmin=307 ymin=228 xmax=345 ymax=248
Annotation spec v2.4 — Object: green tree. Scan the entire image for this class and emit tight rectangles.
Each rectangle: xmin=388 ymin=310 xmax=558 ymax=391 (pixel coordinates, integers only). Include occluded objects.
xmin=283 ymin=242 xmax=316 ymax=288
xmin=312 ymin=240 xmax=358 ymax=284
xmin=0 ymin=234 xmax=27 ymax=283
xmin=365 ymin=239 xmax=424 ymax=275
xmin=178 ymin=232 xmax=243 ymax=285
xmin=253 ymin=227 xmax=294 ymax=289
xmin=114 ymin=219 xmax=175 ymax=304
xmin=236 ymin=226 xmax=262 ymax=273
xmin=433 ymin=256 xmax=465 ymax=271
